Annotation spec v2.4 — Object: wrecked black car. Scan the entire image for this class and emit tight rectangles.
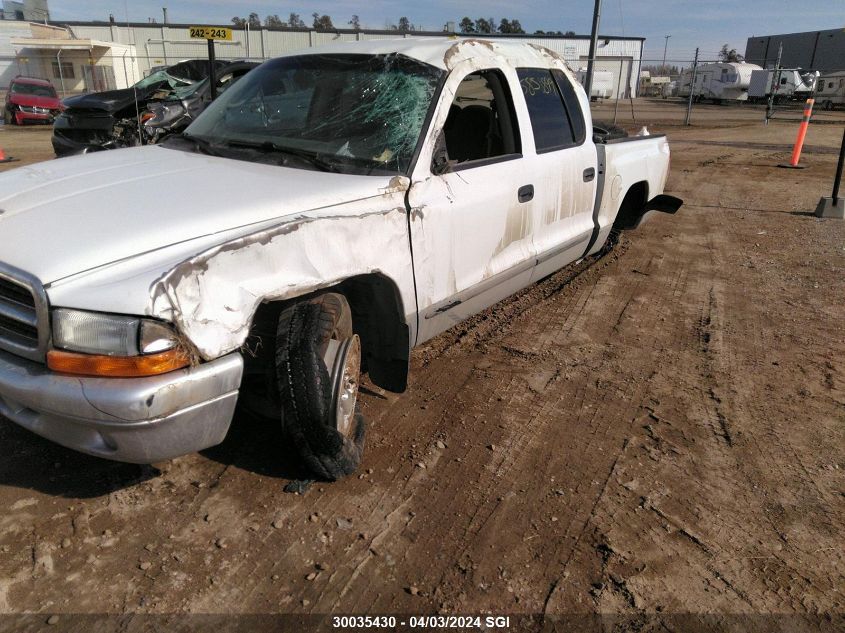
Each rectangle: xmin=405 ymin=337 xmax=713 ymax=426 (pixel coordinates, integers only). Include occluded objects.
xmin=51 ymin=60 xmax=257 ymax=156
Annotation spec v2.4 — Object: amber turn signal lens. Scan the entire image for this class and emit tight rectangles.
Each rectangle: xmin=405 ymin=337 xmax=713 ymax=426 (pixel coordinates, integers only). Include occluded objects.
xmin=47 ymin=348 xmax=190 ymax=377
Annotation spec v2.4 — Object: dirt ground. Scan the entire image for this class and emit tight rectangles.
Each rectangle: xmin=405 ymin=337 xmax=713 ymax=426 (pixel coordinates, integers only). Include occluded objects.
xmin=0 ymin=100 xmax=843 ymax=631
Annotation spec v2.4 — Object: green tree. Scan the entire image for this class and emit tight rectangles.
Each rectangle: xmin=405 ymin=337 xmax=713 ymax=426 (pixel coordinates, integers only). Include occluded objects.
xmin=231 ymin=16 xmax=246 ymax=27
xmin=312 ymin=13 xmax=335 ymax=30
xmin=459 ymin=17 xmax=475 ymax=33
xmin=498 ymin=18 xmax=525 ymax=34
xmin=397 ymin=16 xmax=412 ymax=32
xmin=475 ymin=17 xmax=493 ymax=34
xmin=288 ymin=12 xmax=306 ymax=28
xmin=265 ymin=14 xmax=283 ymax=27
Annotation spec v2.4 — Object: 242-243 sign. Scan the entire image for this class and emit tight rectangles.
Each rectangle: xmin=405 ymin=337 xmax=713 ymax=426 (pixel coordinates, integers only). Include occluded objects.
xmin=189 ymin=26 xmax=232 ymax=41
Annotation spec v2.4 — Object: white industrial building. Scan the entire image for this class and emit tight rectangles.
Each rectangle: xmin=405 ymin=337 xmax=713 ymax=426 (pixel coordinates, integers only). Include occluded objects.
xmin=0 ymin=20 xmax=646 ymax=98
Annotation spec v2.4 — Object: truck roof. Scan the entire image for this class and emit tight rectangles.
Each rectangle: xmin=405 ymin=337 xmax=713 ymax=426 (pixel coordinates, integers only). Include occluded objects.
xmin=280 ymin=37 xmax=570 ymax=72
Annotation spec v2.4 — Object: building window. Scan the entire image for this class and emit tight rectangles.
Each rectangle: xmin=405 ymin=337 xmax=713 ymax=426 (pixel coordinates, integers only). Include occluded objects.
xmin=51 ymin=61 xmax=75 ymax=79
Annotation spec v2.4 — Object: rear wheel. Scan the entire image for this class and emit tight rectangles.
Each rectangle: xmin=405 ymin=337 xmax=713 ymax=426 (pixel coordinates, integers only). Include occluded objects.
xmin=275 ymin=293 xmax=365 ymax=480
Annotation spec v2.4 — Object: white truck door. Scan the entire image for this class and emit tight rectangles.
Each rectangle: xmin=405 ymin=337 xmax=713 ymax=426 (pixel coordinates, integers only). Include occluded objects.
xmin=408 ymin=64 xmax=537 ymax=344
xmin=513 ymin=67 xmax=598 ymax=282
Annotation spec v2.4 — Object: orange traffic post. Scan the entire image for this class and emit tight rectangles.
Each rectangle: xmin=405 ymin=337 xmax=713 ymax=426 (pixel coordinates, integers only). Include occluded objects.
xmin=779 ymin=98 xmax=814 ymax=169
xmin=0 ymin=147 xmax=17 ymax=164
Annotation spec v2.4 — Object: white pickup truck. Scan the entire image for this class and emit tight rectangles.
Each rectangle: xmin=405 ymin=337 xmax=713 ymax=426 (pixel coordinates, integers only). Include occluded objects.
xmin=0 ymin=39 xmax=680 ymax=479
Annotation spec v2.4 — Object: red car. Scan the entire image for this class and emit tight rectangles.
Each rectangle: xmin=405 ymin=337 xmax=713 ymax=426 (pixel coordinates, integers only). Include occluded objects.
xmin=4 ymin=76 xmax=63 ymax=125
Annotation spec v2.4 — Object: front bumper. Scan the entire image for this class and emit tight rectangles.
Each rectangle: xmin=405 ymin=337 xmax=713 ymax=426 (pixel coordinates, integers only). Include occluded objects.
xmin=15 ymin=111 xmax=54 ymax=125
xmin=0 ymin=349 xmax=243 ymax=463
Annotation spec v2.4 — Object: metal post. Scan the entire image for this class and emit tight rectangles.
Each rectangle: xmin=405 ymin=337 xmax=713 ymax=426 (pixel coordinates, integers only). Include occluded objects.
xmin=662 ymin=35 xmax=670 ymax=73
xmin=584 ymin=0 xmax=602 ymax=101
xmin=833 ymin=128 xmax=845 ymax=205
xmin=814 ymin=128 xmax=845 ymax=218
xmin=56 ymin=49 xmax=65 ymax=97
xmin=766 ymin=42 xmax=782 ymax=123
xmin=208 ymin=38 xmax=217 ymax=100
xmin=613 ymin=57 xmax=623 ymax=124
xmin=684 ymin=48 xmax=699 ymax=126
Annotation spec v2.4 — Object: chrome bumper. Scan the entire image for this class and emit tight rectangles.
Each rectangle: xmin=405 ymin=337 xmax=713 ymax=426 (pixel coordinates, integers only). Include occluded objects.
xmin=0 ymin=349 xmax=243 ymax=463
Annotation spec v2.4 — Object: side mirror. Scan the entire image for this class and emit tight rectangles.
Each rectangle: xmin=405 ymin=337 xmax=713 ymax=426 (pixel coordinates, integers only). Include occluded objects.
xmin=431 ymin=131 xmax=451 ymax=176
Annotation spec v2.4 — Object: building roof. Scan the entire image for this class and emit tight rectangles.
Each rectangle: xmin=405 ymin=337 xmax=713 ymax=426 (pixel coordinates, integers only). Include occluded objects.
xmin=54 ymin=20 xmax=646 ymax=41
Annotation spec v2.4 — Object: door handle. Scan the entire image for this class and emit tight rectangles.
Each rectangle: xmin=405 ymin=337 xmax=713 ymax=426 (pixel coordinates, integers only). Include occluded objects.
xmin=583 ymin=167 xmax=596 ymax=182
xmin=518 ymin=184 xmax=534 ymax=203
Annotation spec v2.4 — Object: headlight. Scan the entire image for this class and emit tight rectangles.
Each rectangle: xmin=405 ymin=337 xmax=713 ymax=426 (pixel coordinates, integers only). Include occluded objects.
xmin=49 ymin=309 xmax=188 ymax=377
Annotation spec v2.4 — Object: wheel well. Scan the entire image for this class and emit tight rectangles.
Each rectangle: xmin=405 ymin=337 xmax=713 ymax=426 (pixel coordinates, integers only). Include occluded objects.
xmin=612 ymin=181 xmax=650 ymax=231
xmin=242 ymin=274 xmax=411 ymax=397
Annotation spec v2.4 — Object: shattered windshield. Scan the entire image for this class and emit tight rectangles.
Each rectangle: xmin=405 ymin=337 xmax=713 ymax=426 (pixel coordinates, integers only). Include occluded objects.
xmin=135 ymin=70 xmax=194 ymax=91
xmin=176 ymin=53 xmax=443 ymax=175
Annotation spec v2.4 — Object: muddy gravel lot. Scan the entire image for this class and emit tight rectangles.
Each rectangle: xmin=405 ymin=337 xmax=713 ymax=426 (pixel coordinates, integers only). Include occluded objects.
xmin=0 ymin=100 xmax=843 ymax=632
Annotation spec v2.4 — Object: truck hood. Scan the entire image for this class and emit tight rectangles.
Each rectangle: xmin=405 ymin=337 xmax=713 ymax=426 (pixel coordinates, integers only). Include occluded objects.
xmin=0 ymin=145 xmax=403 ymax=284
xmin=62 ymin=86 xmax=160 ymax=114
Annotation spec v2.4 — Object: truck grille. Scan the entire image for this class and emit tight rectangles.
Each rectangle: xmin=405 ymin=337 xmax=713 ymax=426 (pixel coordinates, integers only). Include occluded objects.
xmin=0 ymin=263 xmax=49 ymax=362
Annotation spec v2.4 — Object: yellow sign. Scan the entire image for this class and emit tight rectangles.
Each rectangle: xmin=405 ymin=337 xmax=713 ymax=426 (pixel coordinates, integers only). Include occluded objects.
xmin=189 ymin=26 xmax=232 ymax=41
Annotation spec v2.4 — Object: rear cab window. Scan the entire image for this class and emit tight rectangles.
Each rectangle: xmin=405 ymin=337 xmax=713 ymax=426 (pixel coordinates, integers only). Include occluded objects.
xmin=516 ymin=68 xmax=586 ymax=153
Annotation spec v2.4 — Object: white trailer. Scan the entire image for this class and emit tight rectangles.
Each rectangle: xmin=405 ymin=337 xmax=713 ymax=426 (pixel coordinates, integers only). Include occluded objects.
xmin=576 ymin=68 xmax=614 ymax=100
xmin=816 ymin=71 xmax=845 ymax=110
xmin=679 ymin=62 xmax=762 ymax=102
xmin=747 ymin=69 xmax=820 ymax=103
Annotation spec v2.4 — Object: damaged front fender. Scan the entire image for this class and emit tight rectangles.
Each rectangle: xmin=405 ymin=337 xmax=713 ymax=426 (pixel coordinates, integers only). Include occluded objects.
xmin=149 ymin=198 xmax=416 ymax=361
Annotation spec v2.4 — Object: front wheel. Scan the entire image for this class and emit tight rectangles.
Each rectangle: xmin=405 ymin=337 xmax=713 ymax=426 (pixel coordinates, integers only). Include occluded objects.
xmin=275 ymin=293 xmax=365 ymax=480
xmin=4 ymin=108 xmax=13 ymax=125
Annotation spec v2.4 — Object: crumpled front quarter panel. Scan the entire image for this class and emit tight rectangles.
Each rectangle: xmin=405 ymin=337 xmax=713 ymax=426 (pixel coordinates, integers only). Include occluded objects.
xmin=150 ymin=190 xmax=415 ymax=361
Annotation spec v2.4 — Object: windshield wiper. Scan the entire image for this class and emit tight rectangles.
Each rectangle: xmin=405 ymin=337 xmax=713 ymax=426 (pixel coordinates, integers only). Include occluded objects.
xmin=222 ymin=139 xmax=340 ymax=173
xmin=169 ymin=133 xmax=223 ymax=157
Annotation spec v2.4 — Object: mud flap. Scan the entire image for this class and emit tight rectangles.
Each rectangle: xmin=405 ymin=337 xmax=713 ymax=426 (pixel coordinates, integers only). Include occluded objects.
xmin=644 ymin=194 xmax=683 ymax=215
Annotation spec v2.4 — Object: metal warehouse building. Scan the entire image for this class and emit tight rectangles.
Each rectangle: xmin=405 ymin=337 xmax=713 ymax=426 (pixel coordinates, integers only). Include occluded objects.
xmin=0 ymin=20 xmax=646 ymax=98
xmin=745 ymin=28 xmax=845 ymax=72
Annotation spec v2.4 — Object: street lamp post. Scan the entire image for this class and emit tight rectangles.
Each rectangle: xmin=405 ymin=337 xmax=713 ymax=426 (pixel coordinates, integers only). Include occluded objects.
xmin=662 ymin=35 xmax=671 ymax=73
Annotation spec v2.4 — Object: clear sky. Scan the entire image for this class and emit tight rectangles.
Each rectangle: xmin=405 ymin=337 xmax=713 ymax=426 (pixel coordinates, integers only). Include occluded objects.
xmin=47 ymin=0 xmax=844 ymax=65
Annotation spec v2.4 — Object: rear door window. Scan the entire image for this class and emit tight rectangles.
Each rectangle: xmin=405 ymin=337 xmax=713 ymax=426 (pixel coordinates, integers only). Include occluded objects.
xmin=552 ymin=69 xmax=587 ymax=144
xmin=517 ymin=68 xmax=578 ymax=153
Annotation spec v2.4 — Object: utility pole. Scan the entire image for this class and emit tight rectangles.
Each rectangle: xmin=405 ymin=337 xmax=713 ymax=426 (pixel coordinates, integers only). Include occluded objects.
xmin=684 ymin=47 xmax=699 ymax=126
xmin=766 ymin=42 xmax=783 ymax=124
xmin=662 ymin=35 xmax=671 ymax=73
xmin=584 ymin=0 xmax=602 ymax=101
xmin=162 ymin=7 xmax=168 ymax=25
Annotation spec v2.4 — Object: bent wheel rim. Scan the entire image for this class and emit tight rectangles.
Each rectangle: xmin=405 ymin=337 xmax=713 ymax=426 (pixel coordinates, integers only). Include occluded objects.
xmin=323 ymin=335 xmax=361 ymax=438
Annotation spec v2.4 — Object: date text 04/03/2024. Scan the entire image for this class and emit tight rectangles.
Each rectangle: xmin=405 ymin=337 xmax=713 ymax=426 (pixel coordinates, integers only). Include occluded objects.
xmin=332 ymin=615 xmax=511 ymax=628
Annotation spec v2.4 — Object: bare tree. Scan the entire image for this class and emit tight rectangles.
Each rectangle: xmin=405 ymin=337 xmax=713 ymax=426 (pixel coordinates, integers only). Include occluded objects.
xmin=266 ymin=14 xmax=283 ymax=28
xmin=348 ymin=14 xmax=361 ymax=30
xmin=231 ymin=16 xmax=246 ymax=27
xmin=718 ymin=44 xmax=744 ymax=62
xmin=397 ymin=16 xmax=412 ymax=32
xmin=247 ymin=12 xmax=261 ymax=28
xmin=288 ymin=13 xmax=306 ymax=28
